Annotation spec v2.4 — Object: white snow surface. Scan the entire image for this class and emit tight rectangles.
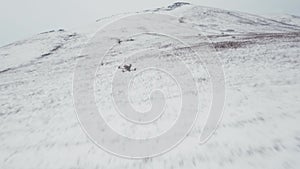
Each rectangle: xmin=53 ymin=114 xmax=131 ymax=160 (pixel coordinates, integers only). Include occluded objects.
xmin=1 ymin=3 xmax=300 ymax=169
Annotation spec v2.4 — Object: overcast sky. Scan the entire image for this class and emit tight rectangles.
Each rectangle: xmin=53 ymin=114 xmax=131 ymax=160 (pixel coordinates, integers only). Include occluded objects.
xmin=1 ymin=0 xmax=300 ymax=47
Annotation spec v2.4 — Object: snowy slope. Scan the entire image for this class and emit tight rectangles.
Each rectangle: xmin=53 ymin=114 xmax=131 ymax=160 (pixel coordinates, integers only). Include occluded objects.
xmin=1 ymin=2 xmax=300 ymax=169
xmin=264 ymin=14 xmax=300 ymax=27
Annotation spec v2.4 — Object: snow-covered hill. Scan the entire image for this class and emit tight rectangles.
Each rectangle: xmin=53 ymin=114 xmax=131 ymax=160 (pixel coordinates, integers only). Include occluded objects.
xmin=1 ymin=2 xmax=300 ymax=169
xmin=264 ymin=14 xmax=300 ymax=27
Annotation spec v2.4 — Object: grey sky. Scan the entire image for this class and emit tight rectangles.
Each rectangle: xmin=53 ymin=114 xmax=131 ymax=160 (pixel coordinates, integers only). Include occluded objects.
xmin=1 ymin=0 xmax=300 ymax=47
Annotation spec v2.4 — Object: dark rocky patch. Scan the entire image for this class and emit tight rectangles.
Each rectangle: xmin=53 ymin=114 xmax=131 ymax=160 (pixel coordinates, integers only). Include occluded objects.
xmin=213 ymin=41 xmax=252 ymax=49
xmin=0 ymin=68 xmax=12 ymax=74
xmin=40 ymin=53 xmax=52 ymax=58
xmin=243 ymin=32 xmax=300 ymax=40
xmin=117 ymin=38 xmax=135 ymax=44
xmin=39 ymin=45 xmax=63 ymax=59
xmin=167 ymin=2 xmax=190 ymax=10
xmin=40 ymin=30 xmax=55 ymax=34
xmin=50 ymin=45 xmax=63 ymax=52
xmin=178 ymin=17 xmax=185 ymax=23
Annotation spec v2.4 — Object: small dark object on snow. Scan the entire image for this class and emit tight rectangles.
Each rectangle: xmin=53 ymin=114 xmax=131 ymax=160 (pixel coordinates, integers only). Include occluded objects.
xmin=118 ymin=64 xmax=137 ymax=72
